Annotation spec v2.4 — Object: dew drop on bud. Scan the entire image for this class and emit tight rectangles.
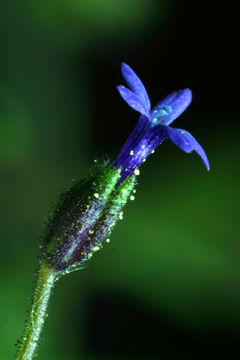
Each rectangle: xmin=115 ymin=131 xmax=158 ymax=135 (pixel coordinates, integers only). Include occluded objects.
xmin=92 ymin=246 xmax=100 ymax=252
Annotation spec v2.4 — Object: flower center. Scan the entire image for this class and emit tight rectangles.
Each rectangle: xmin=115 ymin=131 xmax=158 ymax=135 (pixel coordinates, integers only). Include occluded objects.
xmin=151 ymin=105 xmax=172 ymax=126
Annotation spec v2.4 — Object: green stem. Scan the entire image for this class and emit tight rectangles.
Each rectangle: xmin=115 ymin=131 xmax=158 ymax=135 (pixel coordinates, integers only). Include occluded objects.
xmin=16 ymin=262 xmax=58 ymax=360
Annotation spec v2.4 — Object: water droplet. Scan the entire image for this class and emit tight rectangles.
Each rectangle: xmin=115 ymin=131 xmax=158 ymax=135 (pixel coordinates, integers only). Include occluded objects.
xmin=94 ymin=193 xmax=99 ymax=199
xmin=92 ymin=246 xmax=100 ymax=252
xmin=122 ymin=189 xmax=127 ymax=194
xmin=157 ymin=109 xmax=167 ymax=116
xmin=156 ymin=106 xmax=172 ymax=117
xmin=130 ymin=195 xmax=135 ymax=201
xmin=106 ymin=238 xmax=110 ymax=243
xmin=129 ymin=150 xmax=134 ymax=155
xmin=151 ymin=150 xmax=155 ymax=154
xmin=119 ymin=211 xmax=123 ymax=220
xmin=134 ymin=168 xmax=140 ymax=176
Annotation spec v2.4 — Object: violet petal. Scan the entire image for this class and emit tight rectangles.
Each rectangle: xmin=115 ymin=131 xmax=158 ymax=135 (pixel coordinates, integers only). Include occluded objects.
xmin=117 ymin=85 xmax=150 ymax=117
xmin=114 ymin=122 xmax=168 ymax=182
xmin=121 ymin=63 xmax=151 ymax=113
xmin=152 ymin=89 xmax=192 ymax=126
xmin=166 ymin=127 xmax=210 ymax=170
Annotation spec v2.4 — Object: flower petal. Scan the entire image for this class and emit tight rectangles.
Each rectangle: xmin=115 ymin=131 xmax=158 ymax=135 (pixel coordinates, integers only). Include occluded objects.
xmin=166 ymin=127 xmax=210 ymax=170
xmin=152 ymin=89 xmax=192 ymax=126
xmin=117 ymin=85 xmax=150 ymax=117
xmin=113 ymin=120 xmax=168 ymax=182
xmin=121 ymin=63 xmax=151 ymax=113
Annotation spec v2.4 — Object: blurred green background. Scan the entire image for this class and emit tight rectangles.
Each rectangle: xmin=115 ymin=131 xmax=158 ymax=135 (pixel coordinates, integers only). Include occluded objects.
xmin=0 ymin=0 xmax=239 ymax=359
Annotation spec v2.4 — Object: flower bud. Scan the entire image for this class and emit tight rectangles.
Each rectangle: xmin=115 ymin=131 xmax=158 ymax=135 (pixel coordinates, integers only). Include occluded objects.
xmin=41 ymin=158 xmax=136 ymax=275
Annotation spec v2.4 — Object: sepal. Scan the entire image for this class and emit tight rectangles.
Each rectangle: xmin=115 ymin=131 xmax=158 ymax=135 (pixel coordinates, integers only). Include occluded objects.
xmin=41 ymin=158 xmax=137 ymax=274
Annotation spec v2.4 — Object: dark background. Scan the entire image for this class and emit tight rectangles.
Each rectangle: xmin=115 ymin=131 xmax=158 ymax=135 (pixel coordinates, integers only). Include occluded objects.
xmin=0 ymin=1 xmax=239 ymax=359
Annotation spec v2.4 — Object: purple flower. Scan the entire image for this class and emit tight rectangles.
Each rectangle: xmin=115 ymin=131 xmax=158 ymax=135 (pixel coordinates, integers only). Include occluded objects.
xmin=41 ymin=63 xmax=210 ymax=274
xmin=113 ymin=63 xmax=210 ymax=182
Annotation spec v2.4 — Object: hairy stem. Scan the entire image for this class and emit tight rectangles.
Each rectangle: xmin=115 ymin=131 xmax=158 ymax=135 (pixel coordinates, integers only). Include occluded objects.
xmin=16 ymin=263 xmax=58 ymax=360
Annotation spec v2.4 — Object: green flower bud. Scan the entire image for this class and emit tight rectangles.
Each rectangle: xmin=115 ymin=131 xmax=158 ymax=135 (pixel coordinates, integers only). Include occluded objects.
xmin=41 ymin=158 xmax=136 ymax=275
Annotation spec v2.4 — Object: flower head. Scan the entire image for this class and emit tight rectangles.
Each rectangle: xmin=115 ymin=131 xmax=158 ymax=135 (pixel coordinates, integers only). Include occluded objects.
xmin=41 ymin=63 xmax=210 ymax=275
xmin=113 ymin=63 xmax=210 ymax=182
